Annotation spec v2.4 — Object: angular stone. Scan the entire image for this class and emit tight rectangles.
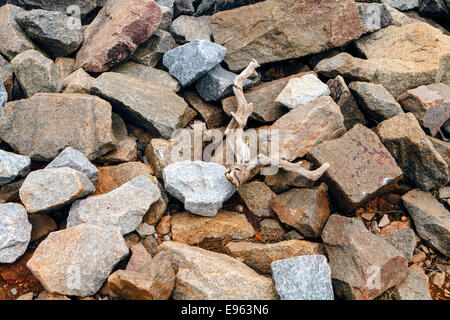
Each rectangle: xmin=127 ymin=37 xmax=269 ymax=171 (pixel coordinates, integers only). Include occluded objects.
xmin=307 ymin=124 xmax=403 ymax=213
xmin=91 ymin=72 xmax=196 ymax=139
xmin=211 ymin=0 xmax=363 ymax=72
xmin=27 ymin=224 xmax=129 ymax=297
xmin=110 ymin=61 xmax=180 ymax=92
xmin=136 ymin=223 xmax=156 ymax=238
xmin=271 ymin=184 xmax=330 ymax=238
xmin=155 ymin=241 xmax=277 ymax=299
xmin=264 ymin=161 xmax=314 ymax=193
xmin=162 ymin=39 xmax=226 ymax=86
xmin=174 ymin=0 xmax=195 ymax=16
xmin=270 ymin=96 xmax=346 ymax=161
xmin=419 ymin=0 xmax=450 ymax=19
xmin=162 ymin=161 xmax=236 ymax=217
xmin=62 ymin=68 xmax=93 ymax=94
xmin=395 ymin=266 xmax=432 ymax=300
xmin=358 ymin=3 xmax=392 ymax=34
xmin=0 ymin=93 xmax=115 ymax=161
xmin=157 ymin=0 xmax=175 ymax=11
xmin=195 ymin=0 xmax=264 ymax=16
xmin=75 ymin=0 xmax=162 ymax=72
xmin=0 ymin=55 xmax=13 ymax=99
xmin=0 ymin=203 xmax=31 ymax=264
xmin=126 ymin=243 xmax=153 ymax=272
xmin=132 ymin=29 xmax=175 ymax=68
xmin=259 ymin=219 xmax=286 ymax=242
xmin=322 ymin=214 xmax=408 ymax=300
xmin=402 ymin=189 xmax=450 ymax=257
xmin=47 ymin=147 xmax=98 ymax=183
xmin=36 ymin=291 xmax=69 ymax=301
xmin=381 ymin=228 xmax=416 ymax=262
xmin=7 ymin=0 xmax=99 ymax=20
xmin=55 ymin=57 xmax=75 ymax=80
xmin=156 ymin=215 xmax=171 ymax=235
xmin=349 ymin=81 xmax=404 ymax=121
xmin=237 ymin=181 xmax=275 ymax=218
xmin=28 ymin=213 xmax=57 ymax=242
xmin=11 ymin=50 xmax=62 ymax=98
xmin=15 ymin=9 xmax=83 ymax=58
xmin=171 ymin=210 xmax=254 ymax=245
xmin=397 ymin=83 xmax=450 ymax=136
xmin=271 ymin=255 xmax=334 ymax=300
xmin=275 ymin=74 xmax=330 ymax=109
xmin=19 ymin=167 xmax=95 ymax=214
xmin=382 ymin=0 xmax=420 ymax=11
xmin=327 ymin=76 xmax=368 ymax=130
xmin=68 ymin=176 xmax=161 ymax=235
xmin=376 ymin=113 xmax=449 ymax=190
xmin=184 ymin=89 xmax=227 ymax=128
xmin=196 ymin=65 xmax=251 ymax=102
xmin=225 ymin=240 xmax=325 ymax=274
xmin=0 ymin=4 xmax=37 ymax=61
xmin=0 ymin=150 xmax=31 ymax=186
xmin=170 ymin=15 xmax=212 ymax=44
xmin=428 ymin=136 xmax=450 ymax=167
xmin=0 ymin=82 xmax=7 ymax=115
xmin=158 ymin=5 xmax=173 ymax=31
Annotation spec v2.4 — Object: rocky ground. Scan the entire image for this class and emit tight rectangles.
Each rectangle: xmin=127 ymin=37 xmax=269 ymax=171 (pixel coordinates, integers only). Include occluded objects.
xmin=0 ymin=0 xmax=449 ymax=301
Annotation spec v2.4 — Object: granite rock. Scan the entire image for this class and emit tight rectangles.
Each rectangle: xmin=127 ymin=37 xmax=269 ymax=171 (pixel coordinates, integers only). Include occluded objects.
xmin=47 ymin=147 xmax=98 ymax=183
xmin=0 ymin=150 xmax=31 ymax=185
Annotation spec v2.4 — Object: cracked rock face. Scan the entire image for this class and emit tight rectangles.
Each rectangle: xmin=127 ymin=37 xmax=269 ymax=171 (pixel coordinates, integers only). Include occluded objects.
xmin=162 ymin=161 xmax=236 ymax=217
xmin=0 ymin=203 xmax=31 ymax=264
xmin=27 ymin=224 xmax=129 ymax=297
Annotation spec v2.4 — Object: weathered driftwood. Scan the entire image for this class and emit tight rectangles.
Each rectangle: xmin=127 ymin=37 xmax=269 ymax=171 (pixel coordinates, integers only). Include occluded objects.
xmin=224 ymin=59 xmax=331 ymax=189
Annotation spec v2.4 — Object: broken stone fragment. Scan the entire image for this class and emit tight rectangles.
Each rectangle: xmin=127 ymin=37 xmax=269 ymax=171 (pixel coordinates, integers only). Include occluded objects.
xmin=357 ymin=3 xmax=392 ymax=34
xmin=238 ymin=181 xmax=275 ymax=218
xmin=381 ymin=228 xmax=416 ymax=262
xmin=0 ymin=150 xmax=31 ymax=186
xmin=183 ymin=89 xmax=227 ymax=128
xmin=264 ymin=160 xmax=315 ymax=193
xmin=132 ymin=29 xmax=176 ymax=68
xmin=62 ymin=68 xmax=94 ymax=94
xmin=395 ymin=266 xmax=432 ymax=300
xmin=170 ymin=15 xmax=212 ymax=44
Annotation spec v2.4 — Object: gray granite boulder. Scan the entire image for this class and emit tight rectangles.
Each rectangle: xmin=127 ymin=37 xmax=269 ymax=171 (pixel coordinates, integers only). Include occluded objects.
xmin=358 ymin=3 xmax=392 ymax=34
xmin=46 ymin=147 xmax=99 ymax=183
xmin=68 ymin=176 xmax=161 ymax=235
xmin=0 ymin=150 xmax=31 ymax=185
xmin=19 ymin=167 xmax=95 ymax=214
xmin=162 ymin=39 xmax=226 ymax=87
xmin=162 ymin=161 xmax=236 ymax=217
xmin=0 ymin=203 xmax=31 ymax=263
xmin=271 ymin=255 xmax=334 ymax=300
xmin=27 ymin=224 xmax=129 ymax=297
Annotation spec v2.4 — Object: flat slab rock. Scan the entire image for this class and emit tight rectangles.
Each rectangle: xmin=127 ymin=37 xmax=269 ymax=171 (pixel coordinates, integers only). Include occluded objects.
xmin=0 ymin=150 xmax=31 ymax=185
xmin=68 ymin=176 xmax=161 ymax=235
xmin=271 ymin=255 xmax=334 ymax=300
xmin=75 ymin=0 xmax=162 ymax=72
xmin=307 ymin=124 xmax=403 ymax=213
xmin=155 ymin=241 xmax=277 ymax=300
xmin=19 ymin=167 xmax=95 ymax=214
xmin=171 ymin=210 xmax=254 ymax=245
xmin=162 ymin=161 xmax=236 ymax=217
xmin=27 ymin=224 xmax=129 ymax=297
xmin=0 ymin=203 xmax=31 ymax=264
xmin=47 ymin=147 xmax=98 ymax=183
xmin=0 ymin=93 xmax=115 ymax=161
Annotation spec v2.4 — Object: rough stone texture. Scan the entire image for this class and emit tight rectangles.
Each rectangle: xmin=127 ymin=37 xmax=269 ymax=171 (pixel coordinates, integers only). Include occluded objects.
xmin=28 ymin=213 xmax=57 ymax=242
xmin=171 ymin=210 xmax=254 ymax=245
xmin=395 ymin=266 xmax=432 ymax=300
xmin=428 ymin=136 xmax=450 ymax=167
xmin=376 ymin=113 xmax=449 ymax=190
xmin=162 ymin=40 xmax=226 ymax=87
xmin=271 ymin=255 xmax=334 ymax=300
xmin=381 ymin=228 xmax=416 ymax=262
xmin=307 ymin=124 xmax=403 ymax=213
xmin=419 ymin=0 xmax=450 ymax=18
xmin=184 ymin=90 xmax=227 ymax=128
xmin=126 ymin=243 xmax=153 ymax=272
xmin=271 ymin=183 xmax=330 ymax=239
xmin=196 ymin=65 xmax=251 ymax=102
xmin=158 ymin=5 xmax=173 ymax=31
xmin=0 ymin=4 xmax=37 ymax=61
xmin=132 ymin=30 xmax=175 ymax=68
xmin=75 ymin=0 xmax=162 ymax=72
xmin=19 ymin=167 xmax=95 ymax=214
xmin=358 ymin=3 xmax=392 ymax=34
xmin=225 ymin=240 xmax=325 ymax=274
xmin=110 ymin=61 xmax=180 ymax=92
xmin=264 ymin=161 xmax=315 ymax=193
xmin=7 ymin=0 xmax=99 ymax=20
xmin=55 ymin=57 xmax=75 ymax=80
xmin=68 ymin=176 xmax=161 ymax=235
xmin=155 ymin=241 xmax=277 ymax=300
xmin=0 ymin=203 xmax=31 ymax=264
xmin=91 ymin=72 xmax=196 ymax=139
xmin=322 ymin=214 xmax=408 ymax=300
xmin=0 ymin=93 xmax=115 ymax=161
xmin=195 ymin=0 xmax=264 ymax=16
xmin=27 ymin=224 xmax=129 ymax=297
xmin=238 ymin=181 xmax=275 ymax=218
xmin=259 ymin=219 xmax=286 ymax=242
xmin=47 ymin=147 xmax=98 ymax=183
xmin=211 ymin=0 xmax=362 ymax=71
xmin=62 ymin=68 xmax=93 ymax=94
xmin=11 ymin=50 xmax=62 ymax=98
xmin=170 ymin=15 xmax=212 ymax=44
xmin=349 ymin=81 xmax=404 ymax=122
xmin=270 ymin=96 xmax=346 ymax=161
xmin=0 ymin=178 xmax=23 ymax=205
xmin=327 ymin=76 xmax=368 ymax=130
xmin=397 ymin=83 xmax=450 ymax=136
xmin=162 ymin=161 xmax=236 ymax=217
xmin=402 ymin=189 xmax=450 ymax=257
xmin=383 ymin=0 xmax=419 ymax=11
xmin=0 ymin=82 xmax=7 ymax=115
xmin=0 ymin=55 xmax=13 ymax=100
xmin=108 ymin=252 xmax=175 ymax=300
xmin=174 ymin=0 xmax=195 ymax=16
xmin=275 ymin=74 xmax=331 ymax=109
xmin=15 ymin=9 xmax=83 ymax=58
xmin=0 ymin=150 xmax=31 ymax=185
